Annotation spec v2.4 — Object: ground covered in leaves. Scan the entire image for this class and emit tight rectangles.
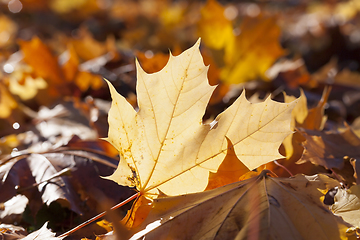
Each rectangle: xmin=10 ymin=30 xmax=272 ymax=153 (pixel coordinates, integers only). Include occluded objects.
xmin=1 ymin=0 xmax=360 ymax=239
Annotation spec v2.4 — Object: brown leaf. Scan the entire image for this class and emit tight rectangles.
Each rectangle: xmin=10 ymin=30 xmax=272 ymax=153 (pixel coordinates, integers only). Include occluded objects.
xmin=299 ymin=86 xmax=331 ymax=131
xmin=350 ymin=158 xmax=360 ymax=185
xmin=0 ymin=150 xmax=132 ymax=220
xmin=297 ymin=127 xmax=360 ymax=170
xmin=130 ymin=172 xmax=351 ymax=240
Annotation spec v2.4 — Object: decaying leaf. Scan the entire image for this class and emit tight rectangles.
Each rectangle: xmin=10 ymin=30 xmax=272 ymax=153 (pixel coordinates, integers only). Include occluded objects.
xmin=0 ymin=149 xmax=132 ymax=220
xmin=297 ymin=126 xmax=360 ymax=170
xmin=21 ymin=222 xmax=64 ymax=240
xmin=104 ymin=39 xmax=297 ymax=198
xmin=130 ymin=172 xmax=351 ymax=240
xmin=331 ymin=184 xmax=360 ymax=228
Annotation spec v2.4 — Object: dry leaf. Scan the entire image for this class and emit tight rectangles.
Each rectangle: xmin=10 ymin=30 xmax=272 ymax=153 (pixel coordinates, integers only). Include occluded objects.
xmin=299 ymin=86 xmax=331 ymax=131
xmin=130 ymin=172 xmax=351 ymax=240
xmin=0 ymin=150 xmax=132 ymax=219
xmin=297 ymin=127 xmax=360 ymax=170
xmin=205 ymin=138 xmax=250 ymax=190
xmin=21 ymin=222 xmax=64 ymax=240
xmin=350 ymin=158 xmax=360 ymax=185
xmin=282 ymin=89 xmax=307 ymax=160
xmin=8 ymin=75 xmax=47 ymax=101
xmin=197 ymin=0 xmax=234 ymax=51
xmin=0 ymin=82 xmax=17 ymax=119
xmin=70 ymin=28 xmax=108 ymax=61
xmin=331 ymin=184 xmax=360 ymax=228
xmin=18 ymin=37 xmax=64 ymax=86
xmin=104 ymin=39 xmax=297 ymax=198
xmin=198 ymin=0 xmax=285 ymax=84
xmin=0 ymin=15 xmax=17 ymax=48
xmin=221 ymin=16 xmax=285 ymax=84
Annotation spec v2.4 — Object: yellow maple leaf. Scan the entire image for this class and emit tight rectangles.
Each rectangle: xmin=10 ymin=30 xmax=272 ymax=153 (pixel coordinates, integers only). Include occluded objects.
xmin=198 ymin=0 xmax=285 ymax=84
xmin=104 ymin=39 xmax=297 ymax=198
xmin=197 ymin=0 xmax=234 ymax=51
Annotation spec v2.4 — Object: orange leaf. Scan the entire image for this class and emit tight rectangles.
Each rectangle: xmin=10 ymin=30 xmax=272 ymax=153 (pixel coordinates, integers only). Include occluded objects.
xmin=299 ymin=86 xmax=331 ymax=131
xmin=18 ymin=36 xmax=64 ymax=86
xmin=206 ymin=138 xmax=250 ymax=190
xmin=122 ymin=195 xmax=152 ymax=229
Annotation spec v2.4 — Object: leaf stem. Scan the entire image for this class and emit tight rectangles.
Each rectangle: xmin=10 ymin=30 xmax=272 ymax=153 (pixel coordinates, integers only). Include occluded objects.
xmin=273 ymin=160 xmax=293 ymax=177
xmin=58 ymin=192 xmax=140 ymax=238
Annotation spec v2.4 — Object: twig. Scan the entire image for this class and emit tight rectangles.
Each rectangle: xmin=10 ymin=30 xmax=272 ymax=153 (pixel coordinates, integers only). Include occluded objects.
xmin=58 ymin=192 xmax=140 ymax=238
xmin=16 ymin=167 xmax=72 ymax=192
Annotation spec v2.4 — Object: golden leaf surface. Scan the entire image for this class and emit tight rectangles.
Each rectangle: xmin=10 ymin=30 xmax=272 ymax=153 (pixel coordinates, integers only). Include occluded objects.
xmin=105 ymin=39 xmax=297 ymax=198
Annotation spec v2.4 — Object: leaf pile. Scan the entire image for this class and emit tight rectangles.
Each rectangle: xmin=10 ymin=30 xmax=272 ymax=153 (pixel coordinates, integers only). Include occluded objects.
xmin=1 ymin=0 xmax=360 ymax=239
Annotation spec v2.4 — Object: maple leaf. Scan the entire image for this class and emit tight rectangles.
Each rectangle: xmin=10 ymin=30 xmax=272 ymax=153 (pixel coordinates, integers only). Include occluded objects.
xmin=197 ymin=0 xmax=285 ymax=84
xmin=129 ymin=172 xmax=352 ymax=240
xmin=104 ymin=39 xmax=297 ymax=198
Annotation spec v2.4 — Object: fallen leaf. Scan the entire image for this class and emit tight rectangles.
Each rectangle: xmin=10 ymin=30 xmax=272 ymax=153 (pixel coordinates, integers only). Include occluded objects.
xmin=282 ymin=90 xmax=308 ymax=160
xmin=136 ymin=46 xmax=182 ymax=74
xmin=121 ymin=195 xmax=152 ymax=229
xmin=0 ymin=223 xmax=26 ymax=239
xmin=130 ymin=172 xmax=351 ymax=240
xmin=331 ymin=184 xmax=360 ymax=228
xmin=0 ymin=149 xmax=132 ymax=220
xmin=104 ymin=39 xmax=297 ymax=198
xmin=18 ymin=37 xmax=64 ymax=87
xmin=350 ymin=158 xmax=360 ymax=185
xmin=197 ymin=0 xmax=234 ymax=51
xmin=61 ymin=44 xmax=104 ymax=91
xmin=21 ymin=222 xmax=64 ymax=240
xmin=0 ymin=82 xmax=17 ymax=119
xmin=266 ymin=59 xmax=312 ymax=88
xmin=205 ymin=138 xmax=250 ymax=190
xmin=221 ymin=16 xmax=285 ymax=84
xmin=8 ymin=75 xmax=47 ymax=101
xmin=299 ymin=86 xmax=331 ymax=131
xmin=297 ymin=126 xmax=360 ymax=170
xmin=198 ymin=0 xmax=285 ymax=84
xmin=0 ymin=15 xmax=17 ymax=48
xmin=70 ymin=28 xmax=108 ymax=61
xmin=0 ymin=195 xmax=28 ymax=223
